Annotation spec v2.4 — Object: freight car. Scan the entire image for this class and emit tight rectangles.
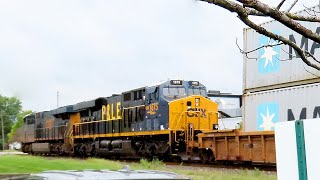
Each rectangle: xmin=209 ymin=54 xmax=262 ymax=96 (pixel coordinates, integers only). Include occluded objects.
xmin=20 ymin=80 xmax=276 ymax=164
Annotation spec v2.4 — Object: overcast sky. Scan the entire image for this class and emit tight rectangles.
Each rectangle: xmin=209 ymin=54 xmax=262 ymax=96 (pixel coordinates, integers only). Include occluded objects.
xmin=0 ymin=0 xmax=318 ymax=111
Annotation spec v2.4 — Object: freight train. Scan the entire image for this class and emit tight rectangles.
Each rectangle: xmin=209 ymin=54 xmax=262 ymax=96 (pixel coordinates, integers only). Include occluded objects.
xmin=20 ymin=80 xmax=276 ymax=164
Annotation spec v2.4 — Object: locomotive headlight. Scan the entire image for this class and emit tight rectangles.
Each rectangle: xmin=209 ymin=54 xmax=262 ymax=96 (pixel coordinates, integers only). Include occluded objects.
xmin=187 ymin=101 xmax=192 ymax=109
xmin=195 ymin=98 xmax=199 ymax=107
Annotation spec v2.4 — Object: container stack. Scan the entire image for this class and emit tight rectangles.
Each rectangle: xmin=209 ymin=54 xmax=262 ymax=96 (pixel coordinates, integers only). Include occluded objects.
xmin=242 ymin=5 xmax=320 ymax=131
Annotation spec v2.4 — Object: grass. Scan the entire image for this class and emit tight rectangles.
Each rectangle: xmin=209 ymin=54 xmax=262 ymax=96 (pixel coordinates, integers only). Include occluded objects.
xmin=0 ymin=155 xmax=277 ymax=180
xmin=173 ymin=168 xmax=276 ymax=180
xmin=131 ymin=158 xmax=167 ymax=170
xmin=0 ymin=155 xmax=123 ymax=173
xmin=131 ymin=159 xmax=276 ymax=180
xmin=2 ymin=150 xmax=18 ymax=152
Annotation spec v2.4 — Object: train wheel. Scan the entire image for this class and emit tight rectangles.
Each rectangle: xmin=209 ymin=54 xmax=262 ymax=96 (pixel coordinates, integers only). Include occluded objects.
xmin=172 ymin=156 xmax=182 ymax=163
xmin=200 ymin=149 xmax=213 ymax=164
xmin=200 ymin=153 xmax=209 ymax=164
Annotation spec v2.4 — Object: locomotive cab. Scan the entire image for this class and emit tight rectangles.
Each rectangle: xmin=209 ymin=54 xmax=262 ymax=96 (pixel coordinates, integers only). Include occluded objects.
xmin=143 ymin=80 xmax=218 ymax=132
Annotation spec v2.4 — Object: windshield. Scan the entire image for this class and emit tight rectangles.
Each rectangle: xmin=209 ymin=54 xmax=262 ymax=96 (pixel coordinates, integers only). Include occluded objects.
xmin=163 ymin=87 xmax=186 ymax=98
xmin=187 ymin=88 xmax=206 ymax=96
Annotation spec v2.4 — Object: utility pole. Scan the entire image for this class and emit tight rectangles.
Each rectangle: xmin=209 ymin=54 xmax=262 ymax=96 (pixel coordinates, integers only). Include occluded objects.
xmin=57 ymin=91 xmax=59 ymax=108
xmin=0 ymin=112 xmax=4 ymax=151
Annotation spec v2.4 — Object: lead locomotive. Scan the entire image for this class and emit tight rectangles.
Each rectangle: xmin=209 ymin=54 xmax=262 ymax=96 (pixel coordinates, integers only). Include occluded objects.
xmin=21 ymin=80 xmax=218 ymax=161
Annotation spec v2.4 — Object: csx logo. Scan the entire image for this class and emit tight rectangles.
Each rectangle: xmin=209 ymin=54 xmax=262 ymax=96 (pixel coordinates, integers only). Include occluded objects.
xmin=186 ymin=108 xmax=207 ymax=118
xmin=146 ymin=103 xmax=159 ymax=115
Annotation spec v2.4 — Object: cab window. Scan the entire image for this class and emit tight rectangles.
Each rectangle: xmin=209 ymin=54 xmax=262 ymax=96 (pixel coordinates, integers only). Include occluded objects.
xmin=163 ymin=87 xmax=186 ymax=98
xmin=188 ymin=88 xmax=206 ymax=96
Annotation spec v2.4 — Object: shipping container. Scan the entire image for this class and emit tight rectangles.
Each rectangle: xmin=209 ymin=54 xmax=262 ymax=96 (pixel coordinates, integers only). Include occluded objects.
xmin=218 ymin=117 xmax=242 ymax=130
xmin=209 ymin=96 xmax=241 ymax=109
xmin=243 ymin=5 xmax=320 ymax=93
xmin=207 ymin=91 xmax=242 ymax=109
xmin=243 ymin=83 xmax=320 ymax=131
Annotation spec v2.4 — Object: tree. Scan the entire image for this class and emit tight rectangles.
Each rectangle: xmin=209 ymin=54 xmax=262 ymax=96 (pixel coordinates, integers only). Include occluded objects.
xmin=199 ymin=0 xmax=320 ymax=70
xmin=0 ymin=95 xmax=22 ymax=146
xmin=7 ymin=110 xmax=32 ymax=143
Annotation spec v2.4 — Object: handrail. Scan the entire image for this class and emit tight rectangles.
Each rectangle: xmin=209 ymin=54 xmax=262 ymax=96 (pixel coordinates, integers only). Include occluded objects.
xmin=64 ymin=127 xmax=70 ymax=138
xmin=36 ymin=125 xmax=67 ymax=130
xmin=173 ymin=112 xmax=183 ymax=130
xmin=123 ymin=105 xmax=145 ymax=109
xmin=68 ymin=129 xmax=74 ymax=145
xmin=170 ymin=112 xmax=178 ymax=128
xmin=63 ymin=124 xmax=74 ymax=146
xmin=172 ymin=110 xmax=201 ymax=130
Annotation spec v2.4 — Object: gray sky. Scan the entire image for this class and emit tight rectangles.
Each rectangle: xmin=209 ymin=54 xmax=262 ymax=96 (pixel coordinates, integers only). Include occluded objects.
xmin=0 ymin=0 xmax=318 ymax=111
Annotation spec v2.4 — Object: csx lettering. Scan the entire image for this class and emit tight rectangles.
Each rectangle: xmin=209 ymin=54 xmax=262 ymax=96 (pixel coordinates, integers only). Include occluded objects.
xmin=186 ymin=108 xmax=207 ymax=118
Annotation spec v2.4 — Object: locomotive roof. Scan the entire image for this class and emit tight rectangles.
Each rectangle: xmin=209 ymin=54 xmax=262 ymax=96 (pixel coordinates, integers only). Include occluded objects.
xmin=23 ymin=113 xmax=35 ymax=119
xmin=73 ymin=97 xmax=107 ymax=111
xmin=149 ymin=80 xmax=206 ymax=87
xmin=51 ymin=105 xmax=74 ymax=115
xmin=122 ymin=80 xmax=205 ymax=93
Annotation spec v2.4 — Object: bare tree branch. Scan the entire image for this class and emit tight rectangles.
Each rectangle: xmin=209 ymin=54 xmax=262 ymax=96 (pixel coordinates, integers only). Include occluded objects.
xmin=246 ymin=7 xmax=320 ymax=22
xmin=303 ymin=5 xmax=320 ymax=15
xmin=237 ymin=13 xmax=320 ymax=70
xmin=277 ymin=0 xmax=286 ymax=10
xmin=240 ymin=0 xmax=320 ymax=43
xmin=236 ymin=38 xmax=282 ymax=55
xmin=281 ymin=46 xmax=296 ymax=60
xmin=303 ymin=65 xmax=320 ymax=78
xmin=200 ymin=0 xmax=320 ymax=70
xmin=305 ymin=51 xmax=320 ymax=64
xmin=285 ymin=13 xmax=320 ymax=22
xmin=303 ymin=5 xmax=320 ymax=13
xmin=235 ymin=38 xmax=258 ymax=60
xmin=287 ymin=0 xmax=298 ymax=12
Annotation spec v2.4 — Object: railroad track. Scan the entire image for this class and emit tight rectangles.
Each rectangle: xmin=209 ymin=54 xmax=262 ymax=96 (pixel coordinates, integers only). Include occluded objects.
xmin=115 ymin=158 xmax=277 ymax=172
xmin=28 ymin=154 xmax=277 ymax=172
xmin=164 ymin=161 xmax=276 ymax=172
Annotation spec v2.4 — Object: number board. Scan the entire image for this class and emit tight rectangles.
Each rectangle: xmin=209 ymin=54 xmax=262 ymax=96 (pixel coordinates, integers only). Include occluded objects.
xmin=189 ymin=81 xmax=199 ymax=86
xmin=170 ymin=80 xmax=183 ymax=85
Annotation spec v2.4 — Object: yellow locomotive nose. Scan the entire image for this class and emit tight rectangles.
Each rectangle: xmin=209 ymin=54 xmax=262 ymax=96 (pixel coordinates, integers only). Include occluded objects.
xmin=168 ymin=95 xmax=218 ymax=132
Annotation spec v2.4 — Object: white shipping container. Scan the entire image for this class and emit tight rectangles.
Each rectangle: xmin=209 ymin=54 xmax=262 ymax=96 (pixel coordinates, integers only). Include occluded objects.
xmin=209 ymin=96 xmax=241 ymax=109
xmin=218 ymin=117 xmax=242 ymax=130
xmin=243 ymin=83 xmax=320 ymax=131
xmin=243 ymin=5 xmax=320 ymax=93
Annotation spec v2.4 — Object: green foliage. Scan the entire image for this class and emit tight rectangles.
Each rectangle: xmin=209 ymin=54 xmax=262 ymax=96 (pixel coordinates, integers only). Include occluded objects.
xmin=0 ymin=155 xmax=123 ymax=173
xmin=7 ymin=110 xmax=32 ymax=143
xmin=173 ymin=168 xmax=276 ymax=180
xmin=133 ymin=158 xmax=165 ymax=170
xmin=238 ymin=121 xmax=243 ymax=130
xmin=0 ymin=155 xmax=277 ymax=179
xmin=0 ymin=95 xmax=22 ymax=142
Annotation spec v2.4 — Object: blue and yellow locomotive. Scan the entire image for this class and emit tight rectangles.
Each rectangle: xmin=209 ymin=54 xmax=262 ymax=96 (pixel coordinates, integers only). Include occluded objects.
xmin=21 ymin=80 xmax=218 ymax=160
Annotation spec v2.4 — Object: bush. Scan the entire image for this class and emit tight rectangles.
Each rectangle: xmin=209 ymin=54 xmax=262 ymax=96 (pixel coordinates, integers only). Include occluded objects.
xmin=135 ymin=158 xmax=165 ymax=170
